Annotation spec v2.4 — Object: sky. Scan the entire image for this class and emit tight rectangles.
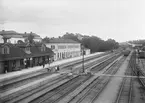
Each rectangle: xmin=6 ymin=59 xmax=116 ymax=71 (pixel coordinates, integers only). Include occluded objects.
xmin=0 ymin=0 xmax=145 ymax=42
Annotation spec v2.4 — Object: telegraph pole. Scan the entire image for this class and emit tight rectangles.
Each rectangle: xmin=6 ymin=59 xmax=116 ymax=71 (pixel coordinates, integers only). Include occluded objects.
xmin=82 ymin=44 xmax=84 ymax=73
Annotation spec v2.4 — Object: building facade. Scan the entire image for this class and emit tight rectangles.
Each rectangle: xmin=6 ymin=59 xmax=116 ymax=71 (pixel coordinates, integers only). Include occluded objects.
xmin=0 ymin=42 xmax=54 ymax=74
xmin=0 ymin=35 xmax=3 ymax=43
xmin=84 ymin=48 xmax=91 ymax=55
xmin=45 ymin=38 xmax=81 ymax=61
xmin=0 ymin=30 xmax=54 ymax=74
xmin=0 ymin=30 xmax=42 ymax=44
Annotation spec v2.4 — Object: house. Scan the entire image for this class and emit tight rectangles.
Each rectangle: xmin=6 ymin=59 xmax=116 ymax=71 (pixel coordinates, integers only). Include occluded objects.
xmin=0 ymin=30 xmax=42 ymax=44
xmin=45 ymin=38 xmax=81 ymax=61
xmin=0 ymin=42 xmax=54 ymax=74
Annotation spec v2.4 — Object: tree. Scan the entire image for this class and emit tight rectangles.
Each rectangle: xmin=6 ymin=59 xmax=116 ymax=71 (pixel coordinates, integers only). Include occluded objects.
xmin=27 ymin=34 xmax=34 ymax=44
xmin=42 ymin=36 xmax=50 ymax=43
xmin=42 ymin=32 xmax=119 ymax=53
xmin=62 ymin=32 xmax=81 ymax=42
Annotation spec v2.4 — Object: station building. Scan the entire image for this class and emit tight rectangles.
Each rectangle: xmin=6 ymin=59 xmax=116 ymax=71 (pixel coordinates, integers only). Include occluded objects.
xmin=0 ymin=42 xmax=54 ymax=74
xmin=0 ymin=30 xmax=54 ymax=74
xmin=0 ymin=30 xmax=42 ymax=44
xmin=45 ymin=38 xmax=81 ymax=61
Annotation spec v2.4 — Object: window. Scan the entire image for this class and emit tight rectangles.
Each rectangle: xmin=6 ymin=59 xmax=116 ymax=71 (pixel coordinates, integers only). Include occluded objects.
xmin=43 ymin=46 xmax=46 ymax=51
xmin=59 ymin=53 xmax=61 ymax=59
xmin=60 ymin=53 xmax=62 ymax=59
xmin=51 ymin=45 xmax=55 ymax=49
xmin=20 ymin=59 xmax=24 ymax=65
xmin=12 ymin=60 xmax=16 ymax=68
xmin=41 ymin=44 xmax=46 ymax=52
xmin=58 ymin=45 xmax=66 ymax=49
xmin=1 ymin=48 xmax=4 ymax=54
xmin=1 ymin=46 xmax=9 ymax=54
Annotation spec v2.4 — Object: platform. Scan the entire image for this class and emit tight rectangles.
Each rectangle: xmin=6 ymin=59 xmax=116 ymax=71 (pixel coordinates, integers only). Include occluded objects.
xmin=0 ymin=52 xmax=103 ymax=82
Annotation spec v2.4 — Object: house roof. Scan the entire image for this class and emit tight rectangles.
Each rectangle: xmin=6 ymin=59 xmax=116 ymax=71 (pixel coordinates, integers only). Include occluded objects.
xmin=0 ymin=30 xmax=18 ymax=35
xmin=4 ymin=46 xmax=25 ymax=60
xmin=0 ymin=43 xmax=54 ymax=61
xmin=48 ymin=38 xmax=79 ymax=44
xmin=15 ymin=42 xmax=44 ymax=48
xmin=22 ymin=32 xmax=40 ymax=37
xmin=0 ymin=30 xmax=41 ymax=39
xmin=23 ymin=47 xmax=54 ymax=58
xmin=0 ymin=30 xmax=23 ymax=38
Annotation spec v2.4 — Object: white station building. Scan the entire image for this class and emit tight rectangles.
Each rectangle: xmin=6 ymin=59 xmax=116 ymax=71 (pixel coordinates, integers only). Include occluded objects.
xmin=45 ymin=38 xmax=81 ymax=61
xmin=0 ymin=30 xmax=42 ymax=44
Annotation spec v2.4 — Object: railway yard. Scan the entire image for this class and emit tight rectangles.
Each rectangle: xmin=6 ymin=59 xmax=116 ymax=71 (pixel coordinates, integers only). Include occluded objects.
xmin=0 ymin=50 xmax=145 ymax=103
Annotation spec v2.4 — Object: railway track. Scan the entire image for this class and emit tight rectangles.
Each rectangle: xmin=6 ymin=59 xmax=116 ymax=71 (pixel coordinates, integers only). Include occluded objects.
xmin=67 ymin=56 xmax=125 ymax=103
xmin=61 ymin=52 xmax=115 ymax=73
xmin=138 ymin=59 xmax=145 ymax=88
xmin=19 ymin=55 xmax=120 ymax=103
xmin=1 ymin=74 xmax=69 ymax=102
xmin=115 ymin=77 xmax=133 ymax=103
xmin=59 ymin=52 xmax=111 ymax=69
xmin=0 ymin=71 xmax=52 ymax=93
xmin=24 ymin=75 xmax=92 ymax=103
xmin=1 ymin=53 xmax=114 ymax=95
xmin=1 ymin=52 xmax=122 ymax=103
xmin=115 ymin=63 xmax=133 ymax=103
xmin=131 ymin=52 xmax=145 ymax=88
xmin=72 ymin=53 xmax=120 ymax=73
xmin=90 ymin=54 xmax=121 ymax=72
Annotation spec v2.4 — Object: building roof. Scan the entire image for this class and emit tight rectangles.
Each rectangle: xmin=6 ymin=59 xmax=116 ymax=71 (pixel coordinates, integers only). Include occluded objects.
xmin=0 ymin=43 xmax=54 ymax=61
xmin=4 ymin=46 xmax=25 ymax=60
xmin=0 ymin=30 xmax=18 ymax=35
xmin=22 ymin=32 xmax=41 ymax=39
xmin=0 ymin=30 xmax=23 ymax=39
xmin=48 ymin=38 xmax=79 ymax=44
xmin=0 ymin=30 xmax=41 ymax=39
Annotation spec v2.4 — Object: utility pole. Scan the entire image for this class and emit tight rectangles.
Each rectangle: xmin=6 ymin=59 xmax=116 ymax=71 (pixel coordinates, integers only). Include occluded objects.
xmin=82 ymin=44 xmax=84 ymax=73
xmin=77 ymin=35 xmax=85 ymax=74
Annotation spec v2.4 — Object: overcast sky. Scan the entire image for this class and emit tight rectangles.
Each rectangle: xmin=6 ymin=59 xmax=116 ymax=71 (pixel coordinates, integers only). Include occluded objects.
xmin=0 ymin=0 xmax=145 ymax=42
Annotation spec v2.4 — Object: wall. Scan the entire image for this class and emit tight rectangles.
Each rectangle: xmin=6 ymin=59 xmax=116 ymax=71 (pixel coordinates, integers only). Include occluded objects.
xmin=84 ymin=49 xmax=91 ymax=55
xmin=8 ymin=37 xmax=42 ymax=44
xmin=0 ymin=61 xmax=4 ymax=74
xmin=9 ymin=38 xmax=25 ymax=44
xmin=0 ymin=35 xmax=3 ymax=43
xmin=46 ymin=43 xmax=81 ymax=61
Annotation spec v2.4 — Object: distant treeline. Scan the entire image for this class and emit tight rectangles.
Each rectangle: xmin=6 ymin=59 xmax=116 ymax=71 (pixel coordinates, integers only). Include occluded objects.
xmin=43 ymin=32 xmax=119 ymax=53
xmin=128 ymin=40 xmax=145 ymax=46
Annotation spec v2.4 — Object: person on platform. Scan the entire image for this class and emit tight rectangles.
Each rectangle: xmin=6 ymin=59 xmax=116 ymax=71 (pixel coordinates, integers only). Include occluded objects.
xmin=43 ymin=63 xmax=45 ymax=68
xmin=57 ymin=66 xmax=59 ymax=71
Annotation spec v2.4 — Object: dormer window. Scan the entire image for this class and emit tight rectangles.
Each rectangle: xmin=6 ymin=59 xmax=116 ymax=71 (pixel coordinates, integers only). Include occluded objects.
xmin=41 ymin=47 xmax=43 ymax=51
xmin=41 ymin=44 xmax=46 ymax=52
xmin=51 ymin=45 xmax=55 ymax=49
xmin=40 ymin=44 xmax=46 ymax=52
xmin=1 ymin=46 xmax=10 ymax=54
xmin=25 ymin=47 xmax=31 ymax=54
